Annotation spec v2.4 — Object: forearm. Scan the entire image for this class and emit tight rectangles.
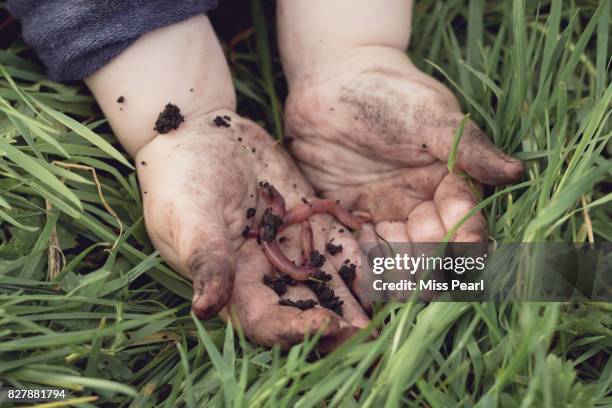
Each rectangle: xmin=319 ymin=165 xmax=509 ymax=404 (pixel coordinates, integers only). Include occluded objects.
xmin=85 ymin=15 xmax=235 ymax=157
xmin=277 ymin=0 xmax=413 ymax=86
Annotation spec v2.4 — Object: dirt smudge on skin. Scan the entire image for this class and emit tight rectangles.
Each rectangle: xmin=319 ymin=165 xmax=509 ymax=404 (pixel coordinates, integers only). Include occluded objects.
xmin=339 ymin=85 xmax=406 ymax=146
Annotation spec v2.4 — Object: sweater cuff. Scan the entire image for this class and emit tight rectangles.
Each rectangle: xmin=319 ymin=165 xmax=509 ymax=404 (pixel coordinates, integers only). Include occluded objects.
xmin=7 ymin=0 xmax=220 ymax=81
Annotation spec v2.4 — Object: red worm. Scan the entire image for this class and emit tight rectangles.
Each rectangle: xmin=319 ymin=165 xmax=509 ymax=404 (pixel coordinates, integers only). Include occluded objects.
xmin=256 ymin=183 xmax=313 ymax=281
xmin=259 ymin=182 xmax=286 ymax=217
xmin=261 ymin=239 xmax=314 ymax=281
xmin=301 ymin=220 xmax=314 ymax=265
xmin=283 ymin=199 xmax=363 ymax=231
xmin=251 ymin=183 xmax=364 ymax=281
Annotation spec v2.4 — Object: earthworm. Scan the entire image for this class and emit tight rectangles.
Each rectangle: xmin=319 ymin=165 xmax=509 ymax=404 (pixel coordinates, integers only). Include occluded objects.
xmin=258 ymin=182 xmax=286 ymax=217
xmin=251 ymin=183 xmax=363 ymax=281
xmin=282 ymin=199 xmax=363 ymax=231
xmin=257 ymin=183 xmax=313 ymax=280
xmin=301 ymin=220 xmax=314 ymax=265
xmin=261 ymin=239 xmax=314 ymax=281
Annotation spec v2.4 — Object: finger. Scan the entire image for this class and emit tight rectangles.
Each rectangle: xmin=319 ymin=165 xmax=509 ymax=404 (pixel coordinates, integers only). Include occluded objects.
xmin=358 ymin=223 xmax=379 ymax=245
xmin=406 ymin=201 xmax=446 ymax=242
xmin=425 ymin=114 xmax=524 ymax=185
xmin=374 ymin=221 xmax=415 ymax=302
xmin=178 ymin=214 xmax=236 ymax=320
xmin=433 ymin=173 xmax=487 ymax=243
xmin=310 ymin=215 xmax=370 ymax=328
xmin=406 ymin=201 xmax=447 ymax=301
xmin=375 ymin=220 xmax=409 ymax=242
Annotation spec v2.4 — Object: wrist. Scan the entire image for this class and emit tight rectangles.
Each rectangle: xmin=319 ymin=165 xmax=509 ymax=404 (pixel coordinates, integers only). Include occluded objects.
xmin=85 ymin=15 xmax=235 ymax=158
xmin=285 ymin=45 xmax=414 ymax=93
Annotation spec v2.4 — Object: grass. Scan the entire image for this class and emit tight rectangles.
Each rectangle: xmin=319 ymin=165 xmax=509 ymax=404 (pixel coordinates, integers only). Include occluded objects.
xmin=0 ymin=0 xmax=610 ymax=406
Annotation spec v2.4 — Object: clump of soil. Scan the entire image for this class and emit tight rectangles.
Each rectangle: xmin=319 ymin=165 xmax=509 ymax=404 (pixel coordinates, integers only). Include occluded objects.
xmin=302 ymin=269 xmax=343 ymax=316
xmin=307 ymin=275 xmax=343 ymax=316
xmin=311 ymin=269 xmax=332 ymax=283
xmin=326 ymin=241 xmax=343 ymax=255
xmin=213 ymin=115 xmax=231 ymax=127
xmin=154 ymin=103 xmax=184 ymax=134
xmin=309 ymin=250 xmax=326 ymax=268
xmin=116 ymin=96 xmax=125 ymax=103
xmin=241 ymin=225 xmax=251 ymax=238
xmin=279 ymin=298 xmax=317 ymax=310
xmin=260 ymin=208 xmax=283 ymax=242
xmin=263 ymin=274 xmax=296 ymax=296
xmin=263 ymin=262 xmax=344 ymax=315
xmin=339 ymin=261 xmax=356 ymax=286
xmin=246 ymin=207 xmax=256 ymax=219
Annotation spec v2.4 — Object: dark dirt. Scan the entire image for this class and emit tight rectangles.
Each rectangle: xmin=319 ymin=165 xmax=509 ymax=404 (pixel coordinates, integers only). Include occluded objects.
xmin=311 ymin=270 xmax=332 ymax=283
xmin=339 ymin=87 xmax=405 ymax=146
xmin=260 ymin=208 xmax=283 ymax=242
xmin=116 ymin=96 xmax=125 ymax=103
xmin=308 ymin=250 xmax=326 ymax=268
xmin=278 ymin=236 xmax=288 ymax=243
xmin=213 ymin=115 xmax=231 ymax=128
xmin=306 ymin=270 xmax=342 ymax=316
xmin=263 ymin=274 xmax=296 ymax=296
xmin=307 ymin=278 xmax=343 ymax=316
xmin=339 ymin=229 xmax=345 ymax=233
xmin=154 ymin=103 xmax=184 ymax=134
xmin=241 ymin=225 xmax=251 ymax=238
xmin=339 ymin=261 xmax=356 ymax=286
xmin=246 ymin=207 xmax=256 ymax=219
xmin=326 ymin=241 xmax=343 ymax=255
xmin=140 ymin=160 xmax=147 ymax=166
xmin=279 ymin=298 xmax=317 ymax=310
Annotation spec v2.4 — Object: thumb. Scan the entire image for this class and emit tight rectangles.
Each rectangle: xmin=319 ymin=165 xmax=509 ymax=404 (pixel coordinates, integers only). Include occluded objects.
xmin=425 ymin=114 xmax=524 ymax=185
xmin=179 ymin=217 xmax=236 ymax=320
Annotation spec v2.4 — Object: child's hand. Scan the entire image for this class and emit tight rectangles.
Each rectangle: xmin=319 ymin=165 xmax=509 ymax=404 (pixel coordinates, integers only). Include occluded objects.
xmin=284 ymin=48 xmax=523 ymax=302
xmin=137 ymin=111 xmax=369 ymax=348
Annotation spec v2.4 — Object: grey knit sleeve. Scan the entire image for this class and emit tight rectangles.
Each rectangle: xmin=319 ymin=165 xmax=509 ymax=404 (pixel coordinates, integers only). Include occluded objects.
xmin=6 ymin=0 xmax=219 ymax=81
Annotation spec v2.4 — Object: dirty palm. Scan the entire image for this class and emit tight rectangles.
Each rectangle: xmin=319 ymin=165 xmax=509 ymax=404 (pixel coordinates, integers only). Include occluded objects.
xmin=0 ymin=0 xmax=610 ymax=407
